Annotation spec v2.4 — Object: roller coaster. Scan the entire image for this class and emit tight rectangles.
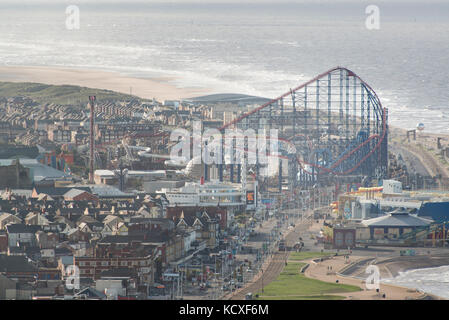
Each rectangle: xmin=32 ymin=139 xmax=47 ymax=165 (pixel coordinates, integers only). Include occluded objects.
xmin=217 ymin=66 xmax=388 ymax=192
xmin=87 ymin=66 xmax=388 ymax=195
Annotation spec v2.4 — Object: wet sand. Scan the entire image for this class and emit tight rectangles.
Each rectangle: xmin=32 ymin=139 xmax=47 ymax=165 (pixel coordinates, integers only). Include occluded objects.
xmin=0 ymin=65 xmax=210 ymax=101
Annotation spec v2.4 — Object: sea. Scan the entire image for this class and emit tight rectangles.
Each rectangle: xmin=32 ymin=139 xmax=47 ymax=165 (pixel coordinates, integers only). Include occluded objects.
xmin=382 ymin=265 xmax=449 ymax=299
xmin=0 ymin=0 xmax=448 ymax=134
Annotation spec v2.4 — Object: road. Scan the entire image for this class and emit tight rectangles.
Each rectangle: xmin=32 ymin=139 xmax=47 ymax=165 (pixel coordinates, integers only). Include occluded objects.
xmin=392 ymin=144 xmax=431 ymax=177
xmin=227 ymin=213 xmax=315 ymax=300
xmin=181 ymin=209 xmax=323 ymax=300
xmin=182 ymin=214 xmax=282 ymax=300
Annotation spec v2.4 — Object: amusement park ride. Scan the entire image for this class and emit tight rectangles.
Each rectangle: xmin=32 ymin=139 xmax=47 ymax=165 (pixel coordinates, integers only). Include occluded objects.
xmin=86 ymin=67 xmax=389 ymax=199
xmin=217 ymin=66 xmax=389 ymax=195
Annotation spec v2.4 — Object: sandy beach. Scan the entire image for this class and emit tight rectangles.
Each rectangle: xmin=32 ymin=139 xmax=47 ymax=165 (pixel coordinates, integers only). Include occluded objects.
xmin=0 ymin=65 xmax=210 ymax=101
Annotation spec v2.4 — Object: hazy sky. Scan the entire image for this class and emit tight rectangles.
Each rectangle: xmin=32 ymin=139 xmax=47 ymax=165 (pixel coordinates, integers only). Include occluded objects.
xmin=0 ymin=0 xmax=442 ymax=3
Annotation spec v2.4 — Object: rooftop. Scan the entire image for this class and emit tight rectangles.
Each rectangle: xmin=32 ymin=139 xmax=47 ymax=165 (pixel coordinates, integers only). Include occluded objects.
xmin=0 ymin=159 xmax=71 ymax=182
xmin=362 ymin=209 xmax=433 ymax=228
xmin=64 ymin=188 xmax=91 ymax=199
xmin=6 ymin=224 xmax=41 ymax=234
xmin=0 ymin=254 xmax=38 ymax=273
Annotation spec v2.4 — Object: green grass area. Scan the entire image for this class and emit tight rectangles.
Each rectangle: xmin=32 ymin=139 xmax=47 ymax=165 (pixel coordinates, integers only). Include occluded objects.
xmin=255 ymin=262 xmax=360 ymax=300
xmin=288 ymin=251 xmax=334 ymax=261
xmin=0 ymin=81 xmax=143 ymax=105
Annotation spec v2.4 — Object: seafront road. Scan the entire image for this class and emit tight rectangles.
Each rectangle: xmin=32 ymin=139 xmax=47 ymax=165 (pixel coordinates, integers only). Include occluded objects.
xmin=227 ymin=211 xmax=314 ymax=300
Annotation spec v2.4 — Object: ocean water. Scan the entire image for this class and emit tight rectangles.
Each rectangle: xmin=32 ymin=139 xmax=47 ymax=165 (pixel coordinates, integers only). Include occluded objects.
xmin=382 ymin=265 xmax=449 ymax=299
xmin=0 ymin=1 xmax=448 ymax=132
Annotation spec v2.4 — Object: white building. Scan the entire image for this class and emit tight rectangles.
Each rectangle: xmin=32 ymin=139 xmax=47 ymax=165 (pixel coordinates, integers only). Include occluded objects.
xmin=96 ymin=280 xmax=126 ymax=299
xmin=383 ymin=180 xmax=402 ymax=195
xmin=158 ymin=181 xmax=245 ymax=208
xmin=182 ymin=229 xmax=196 ymax=253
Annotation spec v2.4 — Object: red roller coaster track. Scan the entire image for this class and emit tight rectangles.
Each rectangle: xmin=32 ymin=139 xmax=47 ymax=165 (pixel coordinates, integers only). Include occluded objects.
xmin=219 ymin=66 xmax=383 ymax=132
xmin=217 ymin=66 xmax=387 ymax=177
xmin=96 ymin=67 xmax=387 ymax=179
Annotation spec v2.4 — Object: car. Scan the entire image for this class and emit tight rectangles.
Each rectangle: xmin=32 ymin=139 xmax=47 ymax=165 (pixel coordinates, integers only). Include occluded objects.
xmin=278 ymin=240 xmax=286 ymax=251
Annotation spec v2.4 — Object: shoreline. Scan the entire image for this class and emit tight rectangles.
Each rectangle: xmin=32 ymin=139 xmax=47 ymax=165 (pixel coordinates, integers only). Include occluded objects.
xmin=303 ymin=220 xmax=447 ymax=300
xmin=336 ymin=251 xmax=449 ymax=300
xmin=0 ymin=65 xmax=211 ymax=102
xmin=303 ymin=254 xmax=442 ymax=300
xmin=379 ymin=256 xmax=449 ymax=300
xmin=0 ymin=65 xmax=448 ymax=137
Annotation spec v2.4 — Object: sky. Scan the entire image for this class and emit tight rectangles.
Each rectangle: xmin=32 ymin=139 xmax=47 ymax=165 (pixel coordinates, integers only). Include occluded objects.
xmin=0 ymin=0 xmax=443 ymax=3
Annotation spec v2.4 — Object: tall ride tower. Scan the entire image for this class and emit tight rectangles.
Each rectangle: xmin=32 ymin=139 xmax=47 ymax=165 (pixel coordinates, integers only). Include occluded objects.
xmin=88 ymin=96 xmax=96 ymax=184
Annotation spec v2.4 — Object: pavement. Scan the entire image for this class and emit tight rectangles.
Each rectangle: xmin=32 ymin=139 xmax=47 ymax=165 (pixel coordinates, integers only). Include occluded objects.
xmin=225 ymin=217 xmax=448 ymax=300
xmin=226 ymin=211 xmax=316 ymax=300
xmin=304 ymin=254 xmax=426 ymax=300
xmin=181 ymin=214 xmax=285 ymax=300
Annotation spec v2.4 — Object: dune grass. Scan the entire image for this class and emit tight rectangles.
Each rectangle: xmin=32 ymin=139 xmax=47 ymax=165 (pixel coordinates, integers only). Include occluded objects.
xmin=0 ymin=82 xmax=140 ymax=105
